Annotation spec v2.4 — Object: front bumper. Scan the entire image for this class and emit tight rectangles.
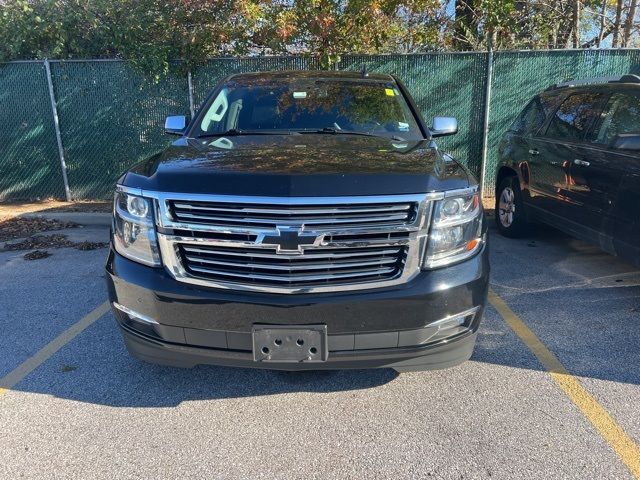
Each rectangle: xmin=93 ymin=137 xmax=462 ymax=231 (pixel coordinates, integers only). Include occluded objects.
xmin=106 ymin=243 xmax=489 ymax=371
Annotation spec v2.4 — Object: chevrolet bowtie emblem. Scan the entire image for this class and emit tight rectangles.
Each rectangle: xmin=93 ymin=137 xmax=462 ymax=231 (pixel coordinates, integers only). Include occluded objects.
xmin=258 ymin=227 xmax=323 ymax=254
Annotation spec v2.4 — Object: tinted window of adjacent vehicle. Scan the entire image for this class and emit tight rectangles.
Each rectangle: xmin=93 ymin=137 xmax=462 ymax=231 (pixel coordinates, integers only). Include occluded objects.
xmin=194 ymin=78 xmax=423 ymax=139
xmin=509 ymin=99 xmax=544 ymax=135
xmin=545 ymin=93 xmax=602 ymax=141
xmin=590 ymin=92 xmax=640 ymax=146
xmin=509 ymin=94 xmax=558 ymax=136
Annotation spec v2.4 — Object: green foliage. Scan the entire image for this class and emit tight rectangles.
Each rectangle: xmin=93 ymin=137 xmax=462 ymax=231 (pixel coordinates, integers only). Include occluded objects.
xmin=0 ymin=0 xmax=637 ymax=77
xmin=0 ymin=0 xmax=446 ymax=74
xmin=259 ymin=0 xmax=447 ymax=67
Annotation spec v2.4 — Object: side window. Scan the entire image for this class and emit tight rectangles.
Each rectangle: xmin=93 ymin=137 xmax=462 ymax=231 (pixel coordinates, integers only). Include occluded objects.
xmin=590 ymin=92 xmax=640 ymax=146
xmin=509 ymin=99 xmax=545 ymax=135
xmin=545 ymin=93 xmax=602 ymax=141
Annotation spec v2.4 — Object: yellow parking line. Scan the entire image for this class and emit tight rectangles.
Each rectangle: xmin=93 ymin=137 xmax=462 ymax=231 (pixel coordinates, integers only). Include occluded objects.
xmin=488 ymin=289 xmax=640 ymax=479
xmin=0 ymin=301 xmax=110 ymax=397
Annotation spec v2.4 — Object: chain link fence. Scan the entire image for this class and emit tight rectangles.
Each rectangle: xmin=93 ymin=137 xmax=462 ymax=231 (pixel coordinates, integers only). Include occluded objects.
xmin=1 ymin=50 xmax=639 ymax=201
xmin=0 ymin=62 xmax=66 ymax=201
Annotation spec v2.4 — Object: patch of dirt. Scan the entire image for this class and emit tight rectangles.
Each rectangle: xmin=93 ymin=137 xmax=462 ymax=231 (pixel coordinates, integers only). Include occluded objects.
xmin=481 ymin=197 xmax=495 ymax=212
xmin=0 ymin=200 xmax=69 ymax=217
xmin=2 ymin=234 xmax=108 ymax=252
xmin=46 ymin=202 xmax=111 ymax=213
xmin=0 ymin=200 xmax=111 ymax=218
xmin=23 ymin=250 xmax=51 ymax=261
xmin=0 ymin=216 xmax=78 ymax=242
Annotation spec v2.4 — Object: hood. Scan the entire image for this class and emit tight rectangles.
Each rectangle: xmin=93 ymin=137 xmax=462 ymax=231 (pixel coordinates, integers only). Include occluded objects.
xmin=121 ymin=134 xmax=471 ymax=197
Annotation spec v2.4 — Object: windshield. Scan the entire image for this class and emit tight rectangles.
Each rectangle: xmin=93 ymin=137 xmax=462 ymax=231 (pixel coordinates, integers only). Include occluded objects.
xmin=194 ymin=78 xmax=423 ymax=139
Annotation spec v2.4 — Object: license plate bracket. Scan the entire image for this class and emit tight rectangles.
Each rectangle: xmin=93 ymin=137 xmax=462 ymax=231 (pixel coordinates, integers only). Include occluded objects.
xmin=252 ymin=325 xmax=328 ymax=363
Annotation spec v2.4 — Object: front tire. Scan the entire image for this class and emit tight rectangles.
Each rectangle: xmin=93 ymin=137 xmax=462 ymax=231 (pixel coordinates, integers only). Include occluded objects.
xmin=495 ymin=176 xmax=527 ymax=237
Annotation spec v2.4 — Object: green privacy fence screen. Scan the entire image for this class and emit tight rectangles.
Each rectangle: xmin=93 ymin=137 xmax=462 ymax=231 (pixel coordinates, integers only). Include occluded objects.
xmin=0 ymin=62 xmax=66 ymax=200
xmin=1 ymin=50 xmax=639 ymax=201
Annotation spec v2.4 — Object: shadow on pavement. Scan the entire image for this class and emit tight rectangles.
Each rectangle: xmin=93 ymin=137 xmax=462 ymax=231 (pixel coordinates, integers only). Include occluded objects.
xmin=5 ymin=222 xmax=640 ymax=407
xmin=12 ymin=316 xmax=400 ymax=407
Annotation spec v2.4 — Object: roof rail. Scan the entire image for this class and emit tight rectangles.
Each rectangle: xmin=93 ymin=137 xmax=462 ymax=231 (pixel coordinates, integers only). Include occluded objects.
xmin=546 ymin=74 xmax=640 ymax=91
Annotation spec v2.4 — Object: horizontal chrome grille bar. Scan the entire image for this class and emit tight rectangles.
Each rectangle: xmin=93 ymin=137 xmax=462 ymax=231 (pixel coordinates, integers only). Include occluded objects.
xmin=181 ymin=245 xmax=402 ymax=260
xmin=169 ymin=199 xmax=418 ymax=230
xmin=184 ymin=255 xmax=398 ymax=271
xmin=173 ymin=211 xmax=410 ymax=226
xmin=172 ymin=203 xmax=412 ymax=215
xmin=188 ymin=265 xmax=398 ymax=283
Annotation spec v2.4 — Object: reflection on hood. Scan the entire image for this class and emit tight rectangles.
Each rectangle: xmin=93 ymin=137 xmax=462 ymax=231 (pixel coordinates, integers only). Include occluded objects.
xmin=124 ymin=134 xmax=470 ymax=197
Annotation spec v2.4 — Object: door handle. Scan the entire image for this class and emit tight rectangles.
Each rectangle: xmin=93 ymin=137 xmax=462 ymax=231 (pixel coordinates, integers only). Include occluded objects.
xmin=573 ymin=159 xmax=590 ymax=167
xmin=528 ymin=149 xmax=539 ymax=155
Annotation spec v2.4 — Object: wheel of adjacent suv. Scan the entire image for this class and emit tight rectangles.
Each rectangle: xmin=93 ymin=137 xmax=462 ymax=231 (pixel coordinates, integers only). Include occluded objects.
xmin=495 ymin=176 xmax=527 ymax=237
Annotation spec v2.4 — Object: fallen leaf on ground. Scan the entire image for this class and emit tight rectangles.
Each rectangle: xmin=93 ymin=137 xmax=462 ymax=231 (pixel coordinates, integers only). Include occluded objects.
xmin=75 ymin=241 xmax=109 ymax=250
xmin=2 ymin=234 xmax=109 ymax=252
xmin=23 ymin=250 xmax=51 ymax=261
xmin=4 ymin=234 xmax=73 ymax=251
xmin=0 ymin=217 xmax=77 ymax=242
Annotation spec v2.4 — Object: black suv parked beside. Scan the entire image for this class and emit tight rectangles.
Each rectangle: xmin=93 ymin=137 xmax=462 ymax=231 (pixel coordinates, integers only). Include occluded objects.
xmin=495 ymin=75 xmax=640 ymax=266
xmin=106 ymin=71 xmax=489 ymax=372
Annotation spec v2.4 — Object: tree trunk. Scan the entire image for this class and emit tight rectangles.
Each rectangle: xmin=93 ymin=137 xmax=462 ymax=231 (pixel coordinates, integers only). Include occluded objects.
xmin=623 ymin=0 xmax=638 ymax=46
xmin=554 ymin=0 xmax=574 ymax=48
xmin=597 ymin=0 xmax=608 ymax=47
xmin=572 ymin=0 xmax=581 ymax=48
xmin=514 ymin=1 xmax=530 ymax=47
xmin=612 ymin=0 xmax=625 ymax=47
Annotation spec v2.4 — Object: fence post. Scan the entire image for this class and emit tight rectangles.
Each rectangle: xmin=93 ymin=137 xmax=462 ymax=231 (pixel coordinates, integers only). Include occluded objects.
xmin=479 ymin=46 xmax=494 ymax=198
xmin=44 ymin=59 xmax=71 ymax=202
xmin=187 ymin=70 xmax=195 ymax=118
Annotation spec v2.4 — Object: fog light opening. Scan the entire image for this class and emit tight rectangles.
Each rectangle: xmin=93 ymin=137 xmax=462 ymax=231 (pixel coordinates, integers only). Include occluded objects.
xmin=112 ymin=302 xmax=158 ymax=325
xmin=429 ymin=306 xmax=480 ymax=342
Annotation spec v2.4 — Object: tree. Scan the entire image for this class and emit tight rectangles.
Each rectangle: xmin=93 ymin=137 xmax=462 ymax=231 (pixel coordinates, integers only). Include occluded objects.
xmin=623 ymin=0 xmax=638 ymax=45
xmin=453 ymin=0 xmax=478 ymax=49
xmin=612 ymin=0 xmax=625 ymax=46
xmin=0 ymin=0 xmax=262 ymax=75
xmin=255 ymin=0 xmax=446 ymax=67
xmin=0 ymin=0 xmax=639 ymax=76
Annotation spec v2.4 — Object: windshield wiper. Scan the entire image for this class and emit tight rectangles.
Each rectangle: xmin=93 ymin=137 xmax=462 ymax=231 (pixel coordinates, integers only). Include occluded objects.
xmin=298 ymin=127 xmax=377 ymax=137
xmin=299 ymin=127 xmax=406 ymax=142
xmin=196 ymin=129 xmax=296 ymax=139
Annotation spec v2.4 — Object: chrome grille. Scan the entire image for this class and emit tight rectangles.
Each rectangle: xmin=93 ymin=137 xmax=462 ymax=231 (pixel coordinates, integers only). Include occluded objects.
xmin=179 ymin=244 xmax=407 ymax=287
xmin=141 ymin=190 xmax=438 ymax=294
xmin=169 ymin=200 xmax=417 ymax=229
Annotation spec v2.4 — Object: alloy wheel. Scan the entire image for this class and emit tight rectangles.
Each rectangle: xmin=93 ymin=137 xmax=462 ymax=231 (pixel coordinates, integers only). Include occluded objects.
xmin=498 ymin=186 xmax=516 ymax=228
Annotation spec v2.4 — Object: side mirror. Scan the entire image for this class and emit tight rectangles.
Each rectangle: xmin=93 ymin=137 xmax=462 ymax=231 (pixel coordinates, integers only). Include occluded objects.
xmin=612 ymin=133 xmax=640 ymax=151
xmin=165 ymin=115 xmax=187 ymax=135
xmin=431 ymin=117 xmax=458 ymax=137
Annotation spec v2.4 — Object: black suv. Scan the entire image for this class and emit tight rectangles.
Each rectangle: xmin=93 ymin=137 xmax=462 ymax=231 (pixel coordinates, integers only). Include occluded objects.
xmin=106 ymin=71 xmax=489 ymax=372
xmin=495 ymin=75 xmax=640 ymax=266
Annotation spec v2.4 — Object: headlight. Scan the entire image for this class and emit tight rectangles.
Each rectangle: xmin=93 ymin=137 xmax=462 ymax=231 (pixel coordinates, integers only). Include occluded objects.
xmin=422 ymin=190 xmax=484 ymax=269
xmin=112 ymin=190 xmax=161 ymax=266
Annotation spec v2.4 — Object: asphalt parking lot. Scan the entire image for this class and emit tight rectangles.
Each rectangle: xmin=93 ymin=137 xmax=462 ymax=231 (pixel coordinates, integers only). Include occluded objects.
xmin=1 ymin=218 xmax=639 ymax=479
